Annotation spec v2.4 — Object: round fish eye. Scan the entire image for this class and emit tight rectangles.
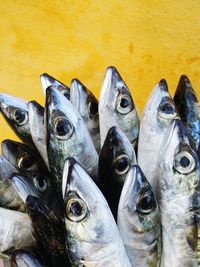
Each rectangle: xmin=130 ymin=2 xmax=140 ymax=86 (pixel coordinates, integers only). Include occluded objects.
xmin=158 ymin=99 xmax=177 ymax=120
xmin=174 ymin=151 xmax=195 ymax=174
xmin=88 ymin=101 xmax=98 ymax=118
xmin=113 ymin=154 xmax=130 ymax=175
xmin=53 ymin=116 xmax=73 ymax=140
xmin=13 ymin=109 xmax=28 ymax=126
xmin=66 ymin=197 xmax=87 ymax=222
xmin=116 ymin=94 xmax=133 ymax=114
xmin=17 ymin=153 xmax=38 ymax=172
xmin=137 ymin=190 xmax=156 ymax=215
xmin=34 ymin=176 xmax=48 ymax=192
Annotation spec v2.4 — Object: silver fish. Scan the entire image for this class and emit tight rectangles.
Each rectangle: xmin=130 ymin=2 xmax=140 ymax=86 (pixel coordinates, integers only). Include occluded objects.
xmin=174 ymin=75 xmax=200 ymax=153
xmin=40 ymin=73 xmax=70 ymax=99
xmin=99 ymin=66 xmax=139 ymax=148
xmin=0 ymin=208 xmax=35 ymax=254
xmin=70 ymin=78 xmax=100 ymax=153
xmin=11 ymin=250 xmax=44 ymax=267
xmin=117 ymin=165 xmax=161 ymax=267
xmin=62 ymin=158 xmax=131 ymax=267
xmin=46 ymin=87 xmax=99 ymax=193
xmin=28 ymin=101 xmax=49 ymax=168
xmin=0 ymin=156 xmax=24 ymax=211
xmin=0 ymin=94 xmax=32 ymax=145
xmin=99 ymin=126 xmax=137 ymax=220
xmin=138 ymin=79 xmax=178 ymax=196
xmin=158 ymin=119 xmax=200 ymax=267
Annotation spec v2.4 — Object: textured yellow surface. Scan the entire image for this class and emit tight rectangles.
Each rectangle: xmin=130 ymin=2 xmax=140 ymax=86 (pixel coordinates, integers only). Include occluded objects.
xmin=0 ymin=0 xmax=200 ymax=143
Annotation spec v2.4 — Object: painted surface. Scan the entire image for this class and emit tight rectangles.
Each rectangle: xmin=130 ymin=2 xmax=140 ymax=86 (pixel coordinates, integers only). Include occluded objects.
xmin=0 ymin=0 xmax=200 ymax=144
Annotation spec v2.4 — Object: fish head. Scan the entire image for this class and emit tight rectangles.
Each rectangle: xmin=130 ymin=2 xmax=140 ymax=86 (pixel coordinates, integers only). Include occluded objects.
xmin=40 ymin=73 xmax=70 ymax=99
xmin=0 ymin=94 xmax=31 ymax=142
xmin=159 ymin=119 xmax=200 ymax=199
xmin=99 ymin=66 xmax=139 ymax=145
xmin=119 ymin=165 xmax=159 ymax=233
xmin=99 ymin=126 xmax=136 ymax=184
xmin=0 ymin=155 xmax=18 ymax=181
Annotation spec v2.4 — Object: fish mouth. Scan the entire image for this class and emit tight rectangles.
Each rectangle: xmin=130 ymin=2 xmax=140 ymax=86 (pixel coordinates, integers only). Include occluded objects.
xmin=0 ymin=156 xmax=18 ymax=181
xmin=70 ymin=79 xmax=83 ymax=111
xmin=1 ymin=139 xmax=16 ymax=162
xmin=40 ymin=73 xmax=56 ymax=95
xmin=10 ymin=174 xmax=32 ymax=202
xmin=0 ymin=94 xmax=28 ymax=116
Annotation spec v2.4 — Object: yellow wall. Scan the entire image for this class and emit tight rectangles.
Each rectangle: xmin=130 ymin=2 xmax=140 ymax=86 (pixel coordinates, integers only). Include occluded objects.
xmin=0 ymin=0 xmax=200 ymax=143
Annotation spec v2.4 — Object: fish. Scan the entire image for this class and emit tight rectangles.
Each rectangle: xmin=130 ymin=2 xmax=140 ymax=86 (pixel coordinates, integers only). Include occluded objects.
xmin=28 ymin=101 xmax=49 ymax=168
xmin=158 ymin=119 xmax=200 ymax=267
xmin=137 ymin=79 xmax=178 ymax=196
xmin=62 ymin=158 xmax=131 ymax=267
xmin=46 ymin=87 xmax=99 ymax=193
xmin=0 ymin=94 xmax=33 ymax=145
xmin=0 ymin=156 xmax=24 ymax=211
xmin=40 ymin=73 xmax=70 ymax=99
xmin=174 ymin=75 xmax=200 ymax=154
xmin=26 ymin=195 xmax=71 ymax=267
xmin=70 ymin=78 xmax=100 ymax=153
xmin=0 ymin=208 xmax=35 ymax=254
xmin=99 ymin=66 xmax=139 ymax=148
xmin=117 ymin=165 xmax=161 ymax=267
xmin=99 ymin=126 xmax=137 ymax=219
xmin=11 ymin=250 xmax=44 ymax=267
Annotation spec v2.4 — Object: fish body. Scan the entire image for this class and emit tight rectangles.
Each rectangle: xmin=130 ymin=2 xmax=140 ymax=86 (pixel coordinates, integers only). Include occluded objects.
xmin=0 ymin=94 xmax=33 ymax=145
xmin=28 ymin=101 xmax=49 ymax=168
xmin=99 ymin=126 xmax=137 ymax=219
xmin=118 ymin=165 xmax=161 ymax=267
xmin=70 ymin=78 xmax=100 ymax=153
xmin=174 ymin=75 xmax=200 ymax=153
xmin=99 ymin=66 xmax=139 ymax=148
xmin=40 ymin=73 xmax=70 ymax=99
xmin=11 ymin=250 xmax=44 ymax=267
xmin=158 ymin=119 xmax=200 ymax=267
xmin=26 ymin=195 xmax=70 ymax=267
xmin=0 ymin=208 xmax=35 ymax=254
xmin=62 ymin=159 xmax=131 ymax=267
xmin=46 ymin=87 xmax=99 ymax=193
xmin=138 ymin=79 xmax=178 ymax=196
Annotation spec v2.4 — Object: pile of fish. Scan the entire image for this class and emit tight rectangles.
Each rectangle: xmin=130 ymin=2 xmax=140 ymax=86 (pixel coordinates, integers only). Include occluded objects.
xmin=0 ymin=66 xmax=199 ymax=267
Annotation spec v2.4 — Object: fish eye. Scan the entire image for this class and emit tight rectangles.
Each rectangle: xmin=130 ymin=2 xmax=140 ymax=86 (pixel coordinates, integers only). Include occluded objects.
xmin=17 ymin=153 xmax=38 ymax=172
xmin=137 ymin=190 xmax=156 ymax=215
xmin=13 ymin=109 xmax=28 ymax=126
xmin=34 ymin=176 xmax=48 ymax=192
xmin=66 ymin=197 xmax=87 ymax=222
xmin=53 ymin=116 xmax=73 ymax=140
xmin=158 ymin=99 xmax=177 ymax=120
xmin=174 ymin=151 xmax=195 ymax=174
xmin=116 ymin=93 xmax=133 ymax=114
xmin=113 ymin=154 xmax=130 ymax=175
xmin=88 ymin=101 xmax=98 ymax=118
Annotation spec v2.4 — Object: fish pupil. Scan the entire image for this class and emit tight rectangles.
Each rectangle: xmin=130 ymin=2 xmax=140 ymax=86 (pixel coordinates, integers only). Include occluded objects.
xmin=14 ymin=109 xmax=26 ymax=124
xmin=160 ymin=103 xmax=174 ymax=114
xmin=70 ymin=201 xmax=83 ymax=217
xmin=140 ymin=194 xmax=154 ymax=212
xmin=180 ymin=156 xmax=190 ymax=167
xmin=37 ymin=178 xmax=45 ymax=188
xmin=116 ymin=157 xmax=128 ymax=172
xmin=20 ymin=154 xmax=35 ymax=170
xmin=56 ymin=119 xmax=71 ymax=136
xmin=89 ymin=102 xmax=98 ymax=116
xmin=120 ymin=97 xmax=130 ymax=108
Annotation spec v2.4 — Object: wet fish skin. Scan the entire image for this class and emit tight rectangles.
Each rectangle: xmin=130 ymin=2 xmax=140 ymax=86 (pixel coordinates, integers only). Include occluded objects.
xmin=138 ymin=79 xmax=178 ymax=196
xmin=62 ymin=158 xmax=131 ymax=267
xmin=70 ymin=78 xmax=100 ymax=153
xmin=28 ymin=101 xmax=49 ymax=168
xmin=158 ymin=119 xmax=200 ymax=267
xmin=46 ymin=87 xmax=99 ymax=193
xmin=11 ymin=250 xmax=44 ymax=267
xmin=174 ymin=75 xmax=200 ymax=153
xmin=99 ymin=66 xmax=139 ymax=148
xmin=0 ymin=94 xmax=33 ymax=145
xmin=99 ymin=126 xmax=137 ymax=220
xmin=26 ymin=195 xmax=71 ymax=267
xmin=0 ymin=208 xmax=35 ymax=254
xmin=0 ymin=156 xmax=24 ymax=211
xmin=40 ymin=73 xmax=70 ymax=99
xmin=118 ymin=165 xmax=161 ymax=267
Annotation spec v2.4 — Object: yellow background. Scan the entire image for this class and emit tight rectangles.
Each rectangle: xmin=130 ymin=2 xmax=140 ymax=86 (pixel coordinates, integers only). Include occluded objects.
xmin=0 ymin=0 xmax=200 ymax=143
